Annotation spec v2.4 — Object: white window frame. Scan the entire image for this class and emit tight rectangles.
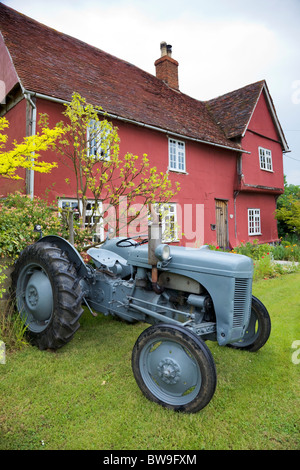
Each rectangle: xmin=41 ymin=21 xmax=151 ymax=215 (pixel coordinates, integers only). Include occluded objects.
xmin=58 ymin=198 xmax=104 ymax=241
xmin=87 ymin=120 xmax=110 ymax=160
xmin=248 ymin=208 xmax=261 ymax=236
xmin=259 ymin=147 xmax=273 ymax=172
xmin=58 ymin=198 xmax=79 ymax=213
xmin=168 ymin=138 xmax=186 ymax=173
xmin=154 ymin=203 xmax=179 ymax=242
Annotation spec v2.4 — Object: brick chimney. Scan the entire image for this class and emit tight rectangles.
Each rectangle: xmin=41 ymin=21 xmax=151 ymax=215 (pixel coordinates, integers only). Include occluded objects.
xmin=155 ymin=41 xmax=179 ymax=90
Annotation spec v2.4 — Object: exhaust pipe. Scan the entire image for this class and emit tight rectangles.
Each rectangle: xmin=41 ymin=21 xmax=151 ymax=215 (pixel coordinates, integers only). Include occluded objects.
xmin=148 ymin=205 xmax=164 ymax=294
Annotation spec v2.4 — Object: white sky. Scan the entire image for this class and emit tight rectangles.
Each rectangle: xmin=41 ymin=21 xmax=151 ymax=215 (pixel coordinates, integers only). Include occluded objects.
xmin=3 ymin=0 xmax=300 ymax=185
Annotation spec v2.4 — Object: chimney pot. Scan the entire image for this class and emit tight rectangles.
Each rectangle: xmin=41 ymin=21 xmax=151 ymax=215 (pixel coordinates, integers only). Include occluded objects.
xmin=160 ymin=41 xmax=167 ymax=57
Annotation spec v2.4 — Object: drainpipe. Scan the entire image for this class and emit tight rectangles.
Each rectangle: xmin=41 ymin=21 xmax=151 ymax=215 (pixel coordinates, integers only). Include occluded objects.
xmin=24 ymin=92 xmax=37 ymax=199
xmin=233 ymin=190 xmax=240 ymax=240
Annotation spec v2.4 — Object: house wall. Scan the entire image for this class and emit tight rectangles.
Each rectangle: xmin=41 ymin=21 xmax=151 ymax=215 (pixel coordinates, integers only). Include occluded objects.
xmin=0 ymin=98 xmax=27 ymax=196
xmin=32 ymin=98 xmax=241 ymax=247
xmin=235 ymin=192 xmax=279 ymax=245
xmin=241 ymin=92 xmax=284 ymax=191
xmin=117 ymin=123 xmax=239 ymax=247
xmin=32 ymin=99 xmax=67 ymax=200
xmin=236 ymin=91 xmax=285 ymax=245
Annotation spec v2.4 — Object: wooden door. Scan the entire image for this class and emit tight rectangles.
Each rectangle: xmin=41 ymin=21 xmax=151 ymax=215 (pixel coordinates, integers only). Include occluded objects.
xmin=215 ymin=199 xmax=228 ymax=249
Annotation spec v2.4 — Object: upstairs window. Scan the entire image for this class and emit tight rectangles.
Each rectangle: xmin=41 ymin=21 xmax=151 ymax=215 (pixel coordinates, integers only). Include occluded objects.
xmin=248 ymin=208 xmax=261 ymax=236
xmin=259 ymin=147 xmax=273 ymax=172
xmin=87 ymin=120 xmax=110 ymax=160
xmin=168 ymin=138 xmax=186 ymax=172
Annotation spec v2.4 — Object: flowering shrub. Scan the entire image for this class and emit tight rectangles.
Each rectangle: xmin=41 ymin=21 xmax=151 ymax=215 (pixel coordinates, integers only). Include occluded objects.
xmin=0 ymin=192 xmax=68 ymax=260
xmin=208 ymin=238 xmax=300 ymax=280
xmin=233 ymin=239 xmax=271 ymax=260
xmin=272 ymin=240 xmax=300 ymax=262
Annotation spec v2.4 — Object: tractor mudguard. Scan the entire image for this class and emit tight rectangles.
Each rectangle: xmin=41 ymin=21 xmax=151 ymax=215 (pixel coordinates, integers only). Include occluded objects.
xmin=37 ymin=235 xmax=89 ymax=278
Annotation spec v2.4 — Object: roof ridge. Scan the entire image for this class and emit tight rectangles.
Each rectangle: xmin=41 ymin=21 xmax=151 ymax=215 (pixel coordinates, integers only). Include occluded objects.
xmin=205 ymin=79 xmax=265 ymax=104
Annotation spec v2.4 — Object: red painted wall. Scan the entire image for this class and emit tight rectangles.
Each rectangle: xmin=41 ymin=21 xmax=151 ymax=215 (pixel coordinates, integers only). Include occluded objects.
xmin=33 ymin=98 xmax=240 ymax=247
xmin=241 ymin=92 xmax=284 ymax=191
xmin=235 ymin=192 xmax=279 ymax=245
xmin=0 ymin=98 xmax=27 ymax=196
xmin=236 ymin=91 xmax=284 ymax=245
xmin=116 ymin=122 xmax=238 ymax=247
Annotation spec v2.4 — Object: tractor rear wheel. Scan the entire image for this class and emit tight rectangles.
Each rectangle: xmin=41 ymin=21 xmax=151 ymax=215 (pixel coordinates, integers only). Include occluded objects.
xmin=132 ymin=324 xmax=217 ymax=413
xmin=11 ymin=242 xmax=83 ymax=350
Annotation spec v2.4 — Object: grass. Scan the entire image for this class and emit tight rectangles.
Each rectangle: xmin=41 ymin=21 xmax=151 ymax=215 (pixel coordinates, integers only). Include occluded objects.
xmin=0 ymin=273 xmax=299 ymax=450
xmin=0 ymin=300 xmax=28 ymax=352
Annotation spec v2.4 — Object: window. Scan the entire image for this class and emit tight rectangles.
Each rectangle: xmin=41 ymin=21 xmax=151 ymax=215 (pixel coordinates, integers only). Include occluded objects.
xmin=168 ymin=138 xmax=186 ymax=172
xmin=248 ymin=208 xmax=261 ymax=236
xmin=154 ymin=203 xmax=178 ymax=242
xmin=259 ymin=147 xmax=273 ymax=171
xmin=87 ymin=120 xmax=110 ymax=160
xmin=58 ymin=198 xmax=104 ymax=241
xmin=59 ymin=199 xmax=79 ymax=213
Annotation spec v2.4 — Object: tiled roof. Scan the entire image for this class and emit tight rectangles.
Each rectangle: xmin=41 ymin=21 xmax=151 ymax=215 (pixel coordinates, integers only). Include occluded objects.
xmin=205 ymin=81 xmax=265 ymax=139
xmin=1 ymin=3 xmax=280 ymax=152
xmin=0 ymin=3 xmax=243 ymax=151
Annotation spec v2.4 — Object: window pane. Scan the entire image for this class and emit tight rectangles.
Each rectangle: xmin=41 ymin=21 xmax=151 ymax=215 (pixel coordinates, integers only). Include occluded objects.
xmin=88 ymin=120 xmax=110 ymax=160
xmin=169 ymin=139 xmax=185 ymax=172
xmin=259 ymin=147 xmax=272 ymax=171
xmin=155 ymin=202 xmax=177 ymax=241
xmin=248 ymin=208 xmax=260 ymax=235
xmin=169 ymin=140 xmax=177 ymax=169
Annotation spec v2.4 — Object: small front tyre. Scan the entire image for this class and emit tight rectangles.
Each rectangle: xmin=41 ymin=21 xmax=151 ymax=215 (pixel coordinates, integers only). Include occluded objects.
xmin=132 ymin=324 xmax=217 ymax=413
xmin=228 ymin=295 xmax=271 ymax=352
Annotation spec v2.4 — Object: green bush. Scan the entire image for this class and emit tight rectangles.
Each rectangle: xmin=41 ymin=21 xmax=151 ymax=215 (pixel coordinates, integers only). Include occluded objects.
xmin=233 ymin=239 xmax=272 ymax=260
xmin=232 ymin=238 xmax=300 ymax=263
xmin=0 ymin=192 xmax=68 ymax=261
xmin=272 ymin=240 xmax=300 ymax=262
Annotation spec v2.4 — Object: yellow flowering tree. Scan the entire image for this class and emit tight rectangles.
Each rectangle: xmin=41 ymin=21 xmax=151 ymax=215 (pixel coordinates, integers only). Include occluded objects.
xmin=0 ymin=116 xmax=64 ymax=179
xmin=42 ymin=92 xmax=180 ymax=236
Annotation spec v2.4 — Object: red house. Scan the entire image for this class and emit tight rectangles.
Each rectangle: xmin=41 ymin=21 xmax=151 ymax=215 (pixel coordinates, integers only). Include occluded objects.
xmin=0 ymin=3 xmax=289 ymax=248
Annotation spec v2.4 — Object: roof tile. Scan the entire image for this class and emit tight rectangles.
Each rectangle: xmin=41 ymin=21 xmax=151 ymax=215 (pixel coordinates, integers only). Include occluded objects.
xmin=205 ymin=81 xmax=265 ymax=139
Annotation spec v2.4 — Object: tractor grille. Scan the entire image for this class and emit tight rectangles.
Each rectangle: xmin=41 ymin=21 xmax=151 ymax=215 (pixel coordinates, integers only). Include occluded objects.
xmin=233 ymin=278 xmax=251 ymax=328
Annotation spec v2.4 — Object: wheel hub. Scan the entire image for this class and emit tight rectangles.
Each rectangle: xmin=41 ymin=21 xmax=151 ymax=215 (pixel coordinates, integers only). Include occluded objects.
xmin=27 ymin=286 xmax=39 ymax=307
xmin=157 ymin=358 xmax=181 ymax=384
xmin=24 ymin=270 xmax=53 ymax=322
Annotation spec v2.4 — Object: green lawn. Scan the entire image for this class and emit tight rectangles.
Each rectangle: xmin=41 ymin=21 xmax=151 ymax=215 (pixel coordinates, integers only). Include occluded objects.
xmin=0 ymin=274 xmax=299 ymax=450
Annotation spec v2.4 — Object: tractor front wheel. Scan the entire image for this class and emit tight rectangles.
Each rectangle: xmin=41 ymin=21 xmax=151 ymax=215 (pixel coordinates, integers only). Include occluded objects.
xmin=132 ymin=324 xmax=217 ymax=413
xmin=11 ymin=242 xmax=83 ymax=350
xmin=228 ymin=295 xmax=271 ymax=352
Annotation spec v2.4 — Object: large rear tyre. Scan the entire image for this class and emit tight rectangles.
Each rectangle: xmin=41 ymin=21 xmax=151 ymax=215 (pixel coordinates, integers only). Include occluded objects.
xmin=228 ymin=295 xmax=271 ymax=352
xmin=132 ymin=324 xmax=217 ymax=413
xmin=11 ymin=242 xmax=83 ymax=350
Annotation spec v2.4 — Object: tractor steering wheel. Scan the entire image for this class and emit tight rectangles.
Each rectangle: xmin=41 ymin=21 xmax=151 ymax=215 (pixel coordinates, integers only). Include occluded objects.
xmin=116 ymin=237 xmax=148 ymax=247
